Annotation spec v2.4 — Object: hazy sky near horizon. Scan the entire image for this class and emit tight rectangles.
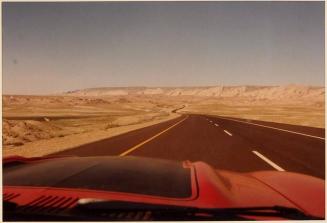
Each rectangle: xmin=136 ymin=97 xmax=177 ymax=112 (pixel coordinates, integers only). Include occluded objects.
xmin=3 ymin=2 xmax=325 ymax=94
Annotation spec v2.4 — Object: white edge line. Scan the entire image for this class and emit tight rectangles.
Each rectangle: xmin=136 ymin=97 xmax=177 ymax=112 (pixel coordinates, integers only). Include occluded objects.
xmin=223 ymin=130 xmax=232 ymax=136
xmin=216 ymin=116 xmax=325 ymax=140
xmin=215 ymin=124 xmax=219 ymax=126
xmin=252 ymin=150 xmax=285 ymax=171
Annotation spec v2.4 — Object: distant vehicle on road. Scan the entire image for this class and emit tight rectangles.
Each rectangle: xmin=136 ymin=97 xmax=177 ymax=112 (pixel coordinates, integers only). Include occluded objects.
xmin=3 ymin=155 xmax=325 ymax=221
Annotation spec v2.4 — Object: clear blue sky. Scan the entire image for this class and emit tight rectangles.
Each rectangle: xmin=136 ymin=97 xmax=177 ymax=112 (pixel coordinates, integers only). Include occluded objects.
xmin=3 ymin=2 xmax=325 ymax=94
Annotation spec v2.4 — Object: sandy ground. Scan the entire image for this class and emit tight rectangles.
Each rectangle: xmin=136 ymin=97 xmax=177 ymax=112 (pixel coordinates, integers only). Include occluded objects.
xmin=181 ymin=98 xmax=325 ymax=128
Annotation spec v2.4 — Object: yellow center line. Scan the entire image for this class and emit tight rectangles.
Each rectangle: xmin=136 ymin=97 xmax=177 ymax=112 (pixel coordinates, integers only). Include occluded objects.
xmin=119 ymin=115 xmax=189 ymax=156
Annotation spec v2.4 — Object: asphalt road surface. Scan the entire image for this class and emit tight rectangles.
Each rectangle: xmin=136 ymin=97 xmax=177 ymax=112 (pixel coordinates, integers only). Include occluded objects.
xmin=50 ymin=114 xmax=325 ymax=179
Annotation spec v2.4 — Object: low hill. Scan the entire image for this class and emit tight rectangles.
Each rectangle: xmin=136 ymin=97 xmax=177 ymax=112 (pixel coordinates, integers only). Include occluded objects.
xmin=65 ymin=85 xmax=324 ymax=105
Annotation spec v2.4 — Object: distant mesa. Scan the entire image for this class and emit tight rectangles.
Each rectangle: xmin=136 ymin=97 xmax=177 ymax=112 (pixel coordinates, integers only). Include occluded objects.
xmin=64 ymin=85 xmax=324 ymax=102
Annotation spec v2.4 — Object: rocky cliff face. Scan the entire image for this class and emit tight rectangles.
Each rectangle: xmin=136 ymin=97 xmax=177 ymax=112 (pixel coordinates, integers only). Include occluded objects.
xmin=65 ymin=85 xmax=324 ymax=103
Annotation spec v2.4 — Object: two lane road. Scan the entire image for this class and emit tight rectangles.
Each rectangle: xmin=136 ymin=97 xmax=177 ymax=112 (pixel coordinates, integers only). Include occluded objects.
xmin=50 ymin=114 xmax=325 ymax=179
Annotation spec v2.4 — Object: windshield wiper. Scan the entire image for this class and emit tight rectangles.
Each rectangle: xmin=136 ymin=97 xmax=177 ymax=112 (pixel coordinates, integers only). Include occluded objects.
xmin=75 ymin=199 xmax=324 ymax=220
xmin=4 ymin=199 xmax=322 ymax=221
xmin=204 ymin=205 xmax=323 ymax=220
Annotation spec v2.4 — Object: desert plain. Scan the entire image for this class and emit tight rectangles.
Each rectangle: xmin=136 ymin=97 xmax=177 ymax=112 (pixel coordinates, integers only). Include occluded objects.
xmin=3 ymin=85 xmax=324 ymax=157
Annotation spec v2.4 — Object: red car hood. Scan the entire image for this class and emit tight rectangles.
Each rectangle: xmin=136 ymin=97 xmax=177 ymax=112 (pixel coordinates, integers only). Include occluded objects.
xmin=3 ymin=155 xmax=325 ymax=219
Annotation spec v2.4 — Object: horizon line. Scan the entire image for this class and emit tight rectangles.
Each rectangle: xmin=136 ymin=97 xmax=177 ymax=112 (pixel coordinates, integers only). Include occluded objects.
xmin=3 ymin=83 xmax=325 ymax=96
